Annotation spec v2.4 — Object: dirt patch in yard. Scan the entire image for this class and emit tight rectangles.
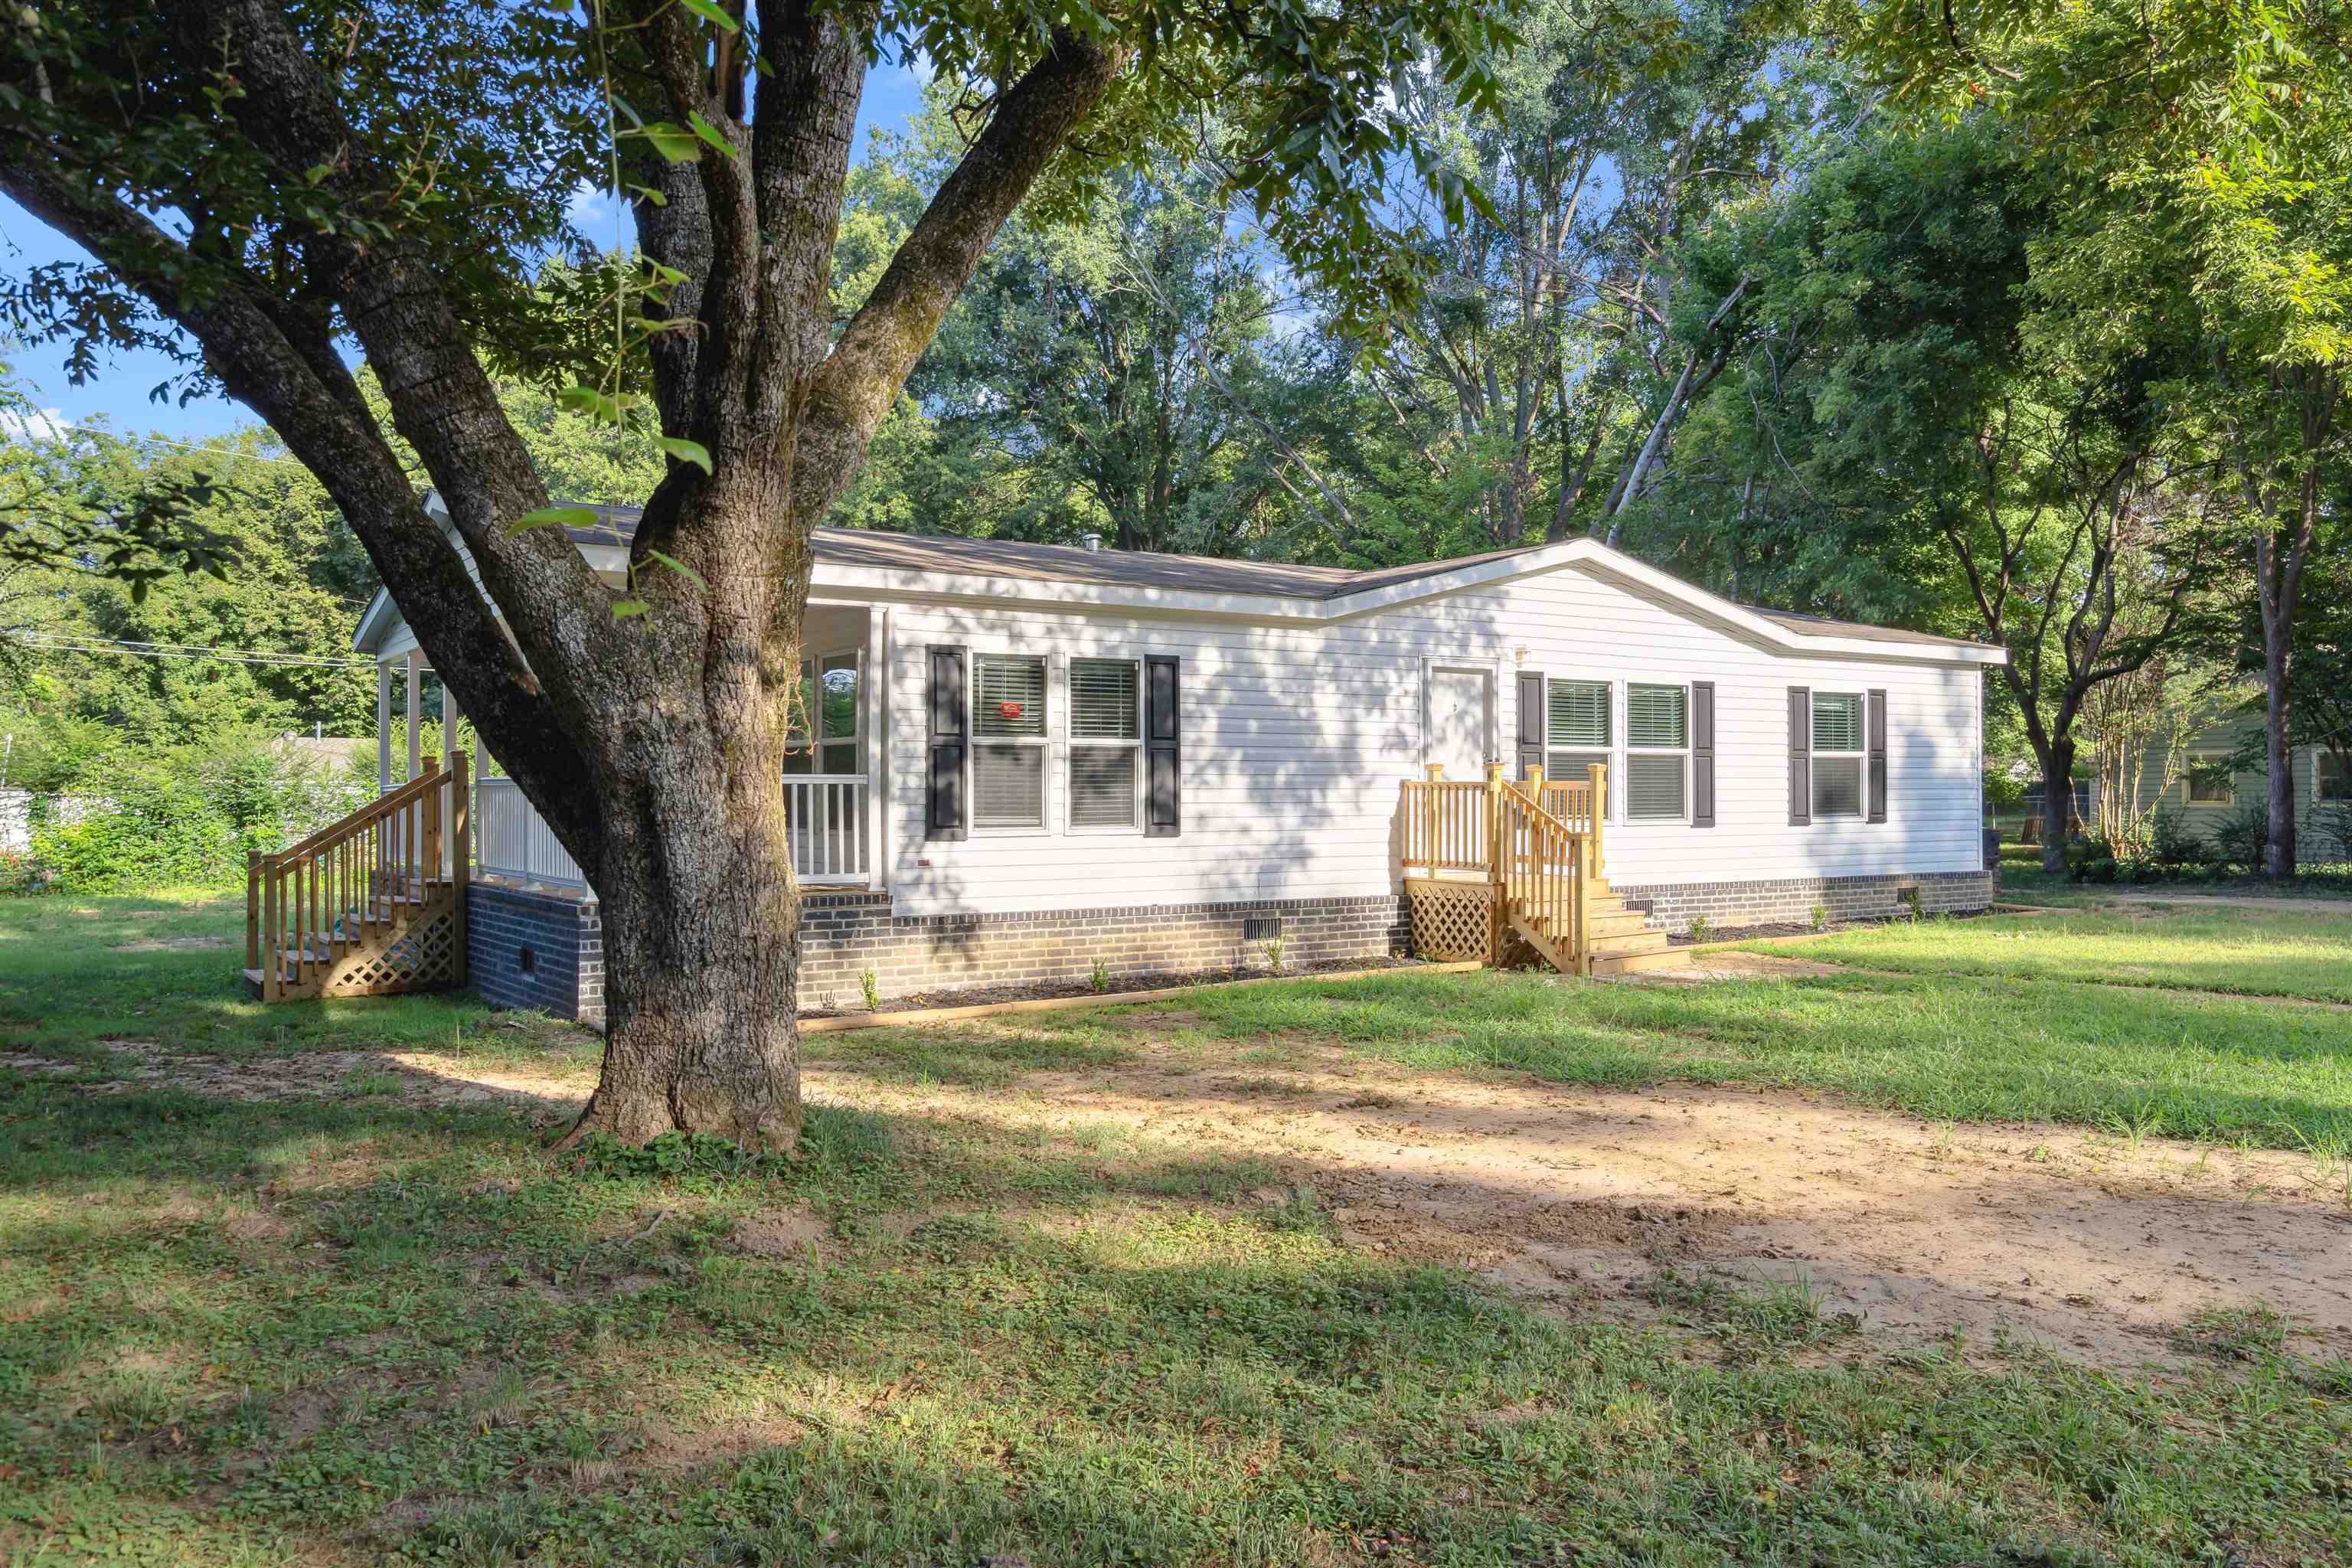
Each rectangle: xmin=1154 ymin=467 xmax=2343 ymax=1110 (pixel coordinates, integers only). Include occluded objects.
xmin=10 ymin=1031 xmax=2349 ymax=1370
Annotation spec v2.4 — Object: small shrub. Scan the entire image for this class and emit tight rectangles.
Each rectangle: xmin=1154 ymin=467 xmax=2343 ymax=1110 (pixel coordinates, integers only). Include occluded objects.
xmin=2143 ymin=806 xmax=2205 ymax=874
xmin=1900 ymin=887 xmax=1925 ymax=922
xmin=1262 ymin=936 xmax=1284 ymax=972
xmin=858 ymin=967 xmax=880 ymax=1012
xmin=2208 ymin=798 xmax=2272 ymax=874
xmin=2064 ymin=835 xmax=2119 ymax=884
xmin=1685 ymin=914 xmax=1710 ymax=944
xmin=1808 ymin=902 xmax=1829 ymax=933
xmin=1089 ymin=960 xmax=1111 ymax=995
xmin=2316 ymin=799 xmax=2352 ymax=862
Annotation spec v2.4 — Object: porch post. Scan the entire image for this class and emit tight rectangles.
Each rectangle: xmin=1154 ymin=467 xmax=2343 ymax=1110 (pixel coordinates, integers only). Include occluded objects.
xmin=376 ymin=662 xmax=392 ymax=795
xmin=405 ymin=650 xmax=422 ymax=784
xmin=866 ymin=606 xmax=889 ymax=890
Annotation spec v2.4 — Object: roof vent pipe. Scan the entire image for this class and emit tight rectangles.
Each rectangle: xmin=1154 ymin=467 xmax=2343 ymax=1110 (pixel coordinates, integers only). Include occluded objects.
xmin=1081 ymin=531 xmax=1102 ymax=552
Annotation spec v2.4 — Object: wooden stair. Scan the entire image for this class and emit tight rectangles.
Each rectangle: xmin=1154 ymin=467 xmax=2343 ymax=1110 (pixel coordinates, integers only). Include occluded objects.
xmin=1502 ymin=875 xmax=1691 ymax=978
xmin=245 ymin=753 xmax=470 ymax=1002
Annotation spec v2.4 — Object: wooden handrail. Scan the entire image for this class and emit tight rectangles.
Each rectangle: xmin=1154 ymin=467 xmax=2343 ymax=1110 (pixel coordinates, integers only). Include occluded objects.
xmin=1399 ymin=760 xmax=1606 ymax=972
xmin=248 ymin=752 xmax=471 ymax=1000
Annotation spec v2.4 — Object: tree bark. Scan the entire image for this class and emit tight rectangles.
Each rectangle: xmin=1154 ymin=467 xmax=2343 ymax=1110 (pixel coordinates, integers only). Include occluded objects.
xmin=2037 ymin=739 xmax=2076 ymax=875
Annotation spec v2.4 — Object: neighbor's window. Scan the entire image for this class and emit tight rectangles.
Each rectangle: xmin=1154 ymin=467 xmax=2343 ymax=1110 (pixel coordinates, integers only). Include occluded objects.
xmin=1546 ymin=678 xmax=1611 ymax=789
xmin=1068 ymin=658 xmax=1142 ymax=829
xmin=972 ymin=655 xmax=1047 ymax=829
xmin=2321 ymin=751 xmax=2350 ymax=802
xmin=1811 ymin=691 xmax=1866 ymax=818
xmin=2186 ymin=758 xmax=2234 ymax=806
xmin=1625 ymin=683 xmax=1690 ymax=820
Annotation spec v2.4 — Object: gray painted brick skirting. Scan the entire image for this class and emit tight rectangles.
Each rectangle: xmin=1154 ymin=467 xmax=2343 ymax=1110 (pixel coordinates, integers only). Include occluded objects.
xmin=466 ymin=881 xmax=1406 ymax=1025
xmin=1611 ymin=868 xmax=1995 ymax=933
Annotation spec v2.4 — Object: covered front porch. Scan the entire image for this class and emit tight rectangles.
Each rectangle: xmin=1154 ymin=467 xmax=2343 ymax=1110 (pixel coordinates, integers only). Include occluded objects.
xmin=369 ymin=600 xmax=889 ymax=893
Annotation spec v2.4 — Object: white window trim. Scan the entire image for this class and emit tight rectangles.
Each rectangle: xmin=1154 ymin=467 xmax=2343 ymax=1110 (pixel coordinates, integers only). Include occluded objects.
xmin=1622 ymin=679 xmax=1693 ymax=825
xmin=1811 ymin=690 xmax=1867 ymax=820
xmin=2184 ymin=753 xmax=2235 ymax=808
xmin=969 ymin=648 xmax=1052 ymax=837
xmin=1067 ymin=654 xmax=1146 ymax=836
xmin=1540 ymin=672 xmax=1618 ymax=822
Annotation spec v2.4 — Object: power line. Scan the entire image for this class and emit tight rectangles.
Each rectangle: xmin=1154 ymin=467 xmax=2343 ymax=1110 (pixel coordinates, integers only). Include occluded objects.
xmin=10 ymin=630 xmax=374 ymax=670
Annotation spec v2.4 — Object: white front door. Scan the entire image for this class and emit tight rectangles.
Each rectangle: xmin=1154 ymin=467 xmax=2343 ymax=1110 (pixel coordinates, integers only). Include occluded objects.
xmin=1429 ymin=668 xmax=1490 ymax=778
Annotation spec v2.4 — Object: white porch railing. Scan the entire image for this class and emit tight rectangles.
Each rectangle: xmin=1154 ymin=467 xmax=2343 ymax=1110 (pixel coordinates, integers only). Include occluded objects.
xmin=475 ymin=776 xmax=587 ymax=887
xmin=786 ymin=774 xmax=870 ymax=884
xmin=471 ymin=772 xmax=871 ymax=888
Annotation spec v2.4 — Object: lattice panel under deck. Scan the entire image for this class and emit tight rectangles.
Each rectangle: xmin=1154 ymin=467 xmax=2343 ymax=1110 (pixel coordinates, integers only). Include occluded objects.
xmin=1406 ymin=880 xmax=1494 ymax=962
xmin=316 ymin=891 xmax=462 ymax=998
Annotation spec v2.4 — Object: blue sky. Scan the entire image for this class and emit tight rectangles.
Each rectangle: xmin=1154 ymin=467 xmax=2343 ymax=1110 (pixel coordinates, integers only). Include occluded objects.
xmin=0 ymin=60 xmax=928 ymax=445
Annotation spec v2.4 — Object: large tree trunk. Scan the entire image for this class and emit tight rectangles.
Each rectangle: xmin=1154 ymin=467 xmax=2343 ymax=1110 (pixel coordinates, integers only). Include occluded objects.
xmin=2259 ymin=590 xmax=2298 ymax=880
xmin=2037 ymin=738 xmax=2075 ymax=876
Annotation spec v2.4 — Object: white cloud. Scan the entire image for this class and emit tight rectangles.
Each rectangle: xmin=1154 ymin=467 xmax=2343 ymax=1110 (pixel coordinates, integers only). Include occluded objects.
xmin=567 ymin=180 xmax=614 ymax=229
xmin=0 ymin=406 xmax=69 ymax=443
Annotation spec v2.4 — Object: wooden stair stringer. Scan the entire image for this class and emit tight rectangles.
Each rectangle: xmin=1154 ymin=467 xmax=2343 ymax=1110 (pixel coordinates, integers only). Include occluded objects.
xmin=1498 ymin=869 xmax=1691 ymax=978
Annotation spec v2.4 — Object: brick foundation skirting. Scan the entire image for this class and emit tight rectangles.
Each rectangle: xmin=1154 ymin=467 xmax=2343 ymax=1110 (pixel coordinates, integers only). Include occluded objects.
xmin=1611 ymin=869 xmax=1996 ymax=934
xmin=464 ymin=868 xmax=1994 ymax=1026
xmin=465 ymin=880 xmax=1407 ymax=1025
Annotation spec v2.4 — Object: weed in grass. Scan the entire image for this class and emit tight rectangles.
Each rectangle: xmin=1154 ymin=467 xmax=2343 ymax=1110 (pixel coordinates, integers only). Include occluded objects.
xmin=1686 ymin=914 xmax=1710 ymax=944
xmin=859 ymin=967 xmax=880 ymax=1012
xmin=1089 ymin=959 xmax=1111 ymax=995
xmin=2172 ymin=1304 xmax=2293 ymax=1361
xmin=1637 ymin=1267 xmax=1861 ymax=1354
xmin=1809 ymin=901 xmax=1830 ymax=933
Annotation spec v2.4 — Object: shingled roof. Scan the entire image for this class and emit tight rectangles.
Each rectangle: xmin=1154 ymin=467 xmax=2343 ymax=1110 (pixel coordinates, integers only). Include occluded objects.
xmin=559 ymin=506 xmax=1987 ymax=650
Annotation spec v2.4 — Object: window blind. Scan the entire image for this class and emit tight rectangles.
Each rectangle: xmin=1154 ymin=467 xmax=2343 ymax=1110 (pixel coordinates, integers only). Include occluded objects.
xmin=1625 ymin=754 xmax=1686 ymax=819
xmin=975 ymin=656 xmax=1047 ymax=737
xmin=1069 ymin=748 xmax=1137 ymax=827
xmin=972 ymin=743 xmax=1044 ymax=827
xmin=1814 ymin=756 xmax=1863 ymax=818
xmin=1546 ymin=750 xmax=1609 ymax=789
xmin=1627 ymin=684 xmax=1687 ymax=749
xmin=1070 ymin=659 xmax=1138 ymax=740
xmin=1812 ymin=693 xmax=1863 ymax=753
xmin=1547 ymin=680 xmax=1609 ymax=747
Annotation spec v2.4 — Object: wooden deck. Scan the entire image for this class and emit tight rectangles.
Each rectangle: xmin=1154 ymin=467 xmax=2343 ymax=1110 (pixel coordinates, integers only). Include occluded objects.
xmin=1399 ymin=763 xmax=1688 ymax=978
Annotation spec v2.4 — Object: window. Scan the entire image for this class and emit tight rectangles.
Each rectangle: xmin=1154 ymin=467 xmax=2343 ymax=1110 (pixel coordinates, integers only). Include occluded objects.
xmin=1069 ymin=658 xmax=1142 ymax=829
xmin=1811 ymin=691 xmax=1866 ymax=818
xmin=2186 ymin=758 xmax=2233 ymax=806
xmin=2321 ymin=752 xmax=2350 ymax=802
xmin=783 ymin=652 xmax=861 ymax=776
xmin=1546 ymin=678 xmax=1611 ymax=786
xmin=1625 ymin=683 xmax=1689 ymax=819
xmin=972 ymin=655 xmax=1047 ymax=828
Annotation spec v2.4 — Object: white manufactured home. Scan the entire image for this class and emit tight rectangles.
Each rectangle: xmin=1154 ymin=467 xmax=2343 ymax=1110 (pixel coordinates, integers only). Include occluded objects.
xmin=245 ymin=498 xmax=2004 ymax=1018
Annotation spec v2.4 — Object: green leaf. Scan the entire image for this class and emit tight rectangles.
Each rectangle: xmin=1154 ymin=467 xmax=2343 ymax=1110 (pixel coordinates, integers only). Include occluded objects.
xmin=612 ymin=598 xmax=652 ymax=619
xmin=556 ymin=385 xmax=624 ymax=425
xmin=655 ymin=436 xmax=713 ymax=473
xmin=630 ymin=122 xmax=701 ymax=164
xmin=676 ymin=0 xmax=739 ymax=32
xmin=688 ymin=112 xmax=739 ymax=160
xmin=509 ymin=505 xmax=599 ymax=534
xmin=643 ymin=548 xmax=707 ymax=590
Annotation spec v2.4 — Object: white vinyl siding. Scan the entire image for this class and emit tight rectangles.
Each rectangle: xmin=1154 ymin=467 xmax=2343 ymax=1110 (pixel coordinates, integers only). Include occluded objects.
xmin=1811 ymin=691 xmax=1865 ymax=818
xmin=875 ymin=562 xmax=1987 ymax=916
xmin=1069 ymin=658 xmax=1142 ymax=829
xmin=972 ymin=655 xmax=1047 ymax=829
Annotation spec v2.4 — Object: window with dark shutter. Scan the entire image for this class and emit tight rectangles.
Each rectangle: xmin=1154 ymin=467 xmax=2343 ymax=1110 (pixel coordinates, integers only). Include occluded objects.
xmin=1788 ymin=686 xmax=1811 ymax=826
xmin=1867 ymin=688 xmax=1888 ymax=822
xmin=1545 ymin=678 xmax=1611 ymax=790
xmin=1625 ymin=683 xmax=1689 ymax=820
xmin=1690 ymin=681 xmax=1716 ymax=828
xmin=926 ymin=646 xmax=967 ymax=840
xmin=1145 ymin=655 xmax=1181 ymax=836
xmin=1811 ymin=691 xmax=1865 ymax=818
xmin=1515 ymin=671 xmax=1545 ymax=778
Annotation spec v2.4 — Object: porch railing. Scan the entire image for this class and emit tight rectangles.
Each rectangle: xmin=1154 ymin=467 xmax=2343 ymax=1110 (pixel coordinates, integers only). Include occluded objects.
xmin=471 ymin=770 xmax=873 ymax=888
xmin=1400 ymin=762 xmax=1606 ymax=972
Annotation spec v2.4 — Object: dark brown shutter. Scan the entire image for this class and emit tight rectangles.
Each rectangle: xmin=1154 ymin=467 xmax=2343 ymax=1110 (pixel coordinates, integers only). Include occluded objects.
xmin=1515 ymin=671 xmax=1546 ymax=779
xmin=1691 ymin=681 xmax=1716 ymax=828
xmin=1145 ymin=655 xmax=1181 ymax=837
xmin=1788 ymin=686 xmax=1811 ymax=826
xmin=926 ymin=645 xmax=966 ymax=841
xmin=1867 ymin=688 xmax=1888 ymax=823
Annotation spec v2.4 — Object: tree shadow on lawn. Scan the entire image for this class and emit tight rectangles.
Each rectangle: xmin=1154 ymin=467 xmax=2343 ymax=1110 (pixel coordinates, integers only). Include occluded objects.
xmin=5 ymin=1076 xmax=2348 ymax=1566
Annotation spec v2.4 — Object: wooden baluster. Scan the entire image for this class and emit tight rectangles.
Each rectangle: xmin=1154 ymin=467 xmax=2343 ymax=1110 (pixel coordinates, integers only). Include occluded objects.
xmin=1423 ymin=765 xmax=1442 ymax=874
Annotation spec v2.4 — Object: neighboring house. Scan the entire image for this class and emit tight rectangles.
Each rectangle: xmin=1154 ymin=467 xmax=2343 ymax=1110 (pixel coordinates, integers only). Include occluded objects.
xmin=2117 ymin=715 xmax=2351 ymax=860
xmin=343 ymin=495 xmax=2004 ymax=1023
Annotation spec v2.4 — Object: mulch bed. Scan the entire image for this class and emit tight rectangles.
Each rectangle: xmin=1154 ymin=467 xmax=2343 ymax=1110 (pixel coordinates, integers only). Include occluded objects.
xmin=799 ymin=953 xmax=1423 ymax=1020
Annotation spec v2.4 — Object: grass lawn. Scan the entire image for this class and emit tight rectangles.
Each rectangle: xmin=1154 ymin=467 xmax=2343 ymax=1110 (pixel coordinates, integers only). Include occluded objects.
xmin=1743 ymin=903 xmax=2352 ymax=1006
xmin=1996 ymin=850 xmax=2352 ymax=906
xmin=4 ymin=892 xmax=2350 ymax=1565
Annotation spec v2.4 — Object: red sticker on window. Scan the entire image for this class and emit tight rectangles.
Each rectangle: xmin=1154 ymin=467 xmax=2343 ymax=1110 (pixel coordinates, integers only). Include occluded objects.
xmin=998 ymin=701 xmax=1023 ymax=720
